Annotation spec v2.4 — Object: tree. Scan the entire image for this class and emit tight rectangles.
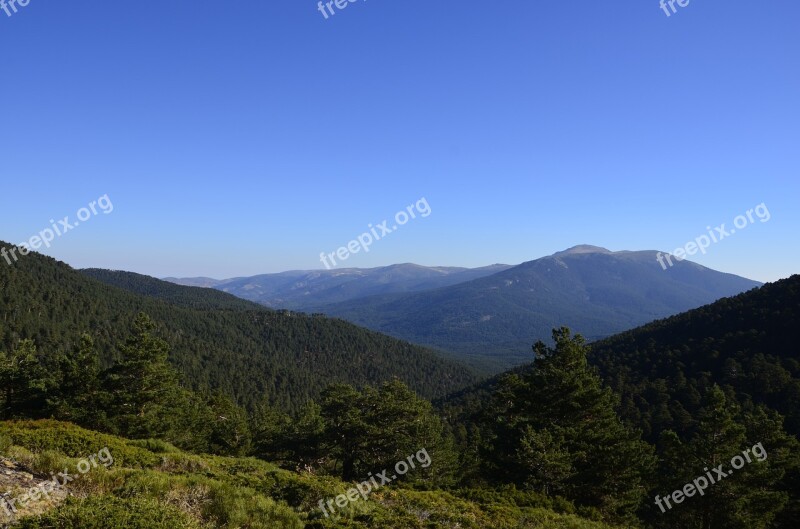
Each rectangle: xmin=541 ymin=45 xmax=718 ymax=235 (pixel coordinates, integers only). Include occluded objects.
xmin=653 ymin=387 xmax=790 ymax=529
xmin=194 ymin=391 xmax=253 ymax=456
xmin=0 ymin=339 xmax=51 ymax=419
xmin=317 ymin=380 xmax=452 ymax=483
xmin=104 ymin=313 xmax=183 ymax=439
xmin=250 ymin=397 xmax=293 ymax=462
xmin=488 ymin=328 xmax=655 ymax=523
xmin=49 ymin=333 xmax=104 ymax=427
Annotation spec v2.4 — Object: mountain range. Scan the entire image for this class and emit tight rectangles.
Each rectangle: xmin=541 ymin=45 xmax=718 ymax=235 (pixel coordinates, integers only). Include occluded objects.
xmin=165 ymin=263 xmax=512 ymax=309
xmin=167 ymin=245 xmax=761 ymax=370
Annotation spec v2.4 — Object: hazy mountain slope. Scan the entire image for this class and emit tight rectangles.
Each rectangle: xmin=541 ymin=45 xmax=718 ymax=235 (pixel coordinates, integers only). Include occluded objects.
xmin=0 ymin=241 xmax=479 ymax=411
xmin=166 ymin=263 xmax=512 ymax=309
xmin=318 ymin=246 xmax=762 ymax=369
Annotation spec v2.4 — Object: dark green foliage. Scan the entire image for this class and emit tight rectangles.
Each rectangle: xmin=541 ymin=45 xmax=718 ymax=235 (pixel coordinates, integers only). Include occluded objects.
xmin=590 ymin=275 xmax=800 ymax=439
xmin=104 ymin=313 xmax=183 ymax=439
xmin=650 ymin=387 xmax=792 ymax=529
xmin=258 ymin=380 xmax=454 ymax=486
xmin=485 ymin=329 xmax=655 ymax=523
xmin=47 ymin=334 xmax=104 ymax=427
xmin=0 ymin=340 xmax=49 ymax=420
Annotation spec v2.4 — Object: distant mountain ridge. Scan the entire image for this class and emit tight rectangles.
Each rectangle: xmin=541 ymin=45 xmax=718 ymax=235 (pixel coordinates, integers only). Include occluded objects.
xmin=165 ymin=263 xmax=512 ymax=309
xmin=314 ymin=246 xmax=762 ymax=370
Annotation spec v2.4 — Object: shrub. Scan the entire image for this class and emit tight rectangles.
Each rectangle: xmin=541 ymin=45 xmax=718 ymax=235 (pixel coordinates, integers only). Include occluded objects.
xmin=12 ymin=495 xmax=200 ymax=529
xmin=31 ymin=450 xmax=66 ymax=475
xmin=0 ymin=433 xmax=12 ymax=455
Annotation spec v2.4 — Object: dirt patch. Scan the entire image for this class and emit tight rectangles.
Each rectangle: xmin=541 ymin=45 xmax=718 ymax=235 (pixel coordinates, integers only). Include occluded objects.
xmin=0 ymin=457 xmax=69 ymax=528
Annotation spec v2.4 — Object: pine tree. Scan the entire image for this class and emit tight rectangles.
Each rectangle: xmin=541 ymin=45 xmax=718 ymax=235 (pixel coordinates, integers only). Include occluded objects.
xmin=664 ymin=387 xmax=791 ymax=529
xmin=0 ymin=339 xmax=51 ymax=419
xmin=49 ymin=333 xmax=103 ymax=427
xmin=104 ymin=313 xmax=182 ymax=439
xmin=319 ymin=383 xmax=366 ymax=480
xmin=205 ymin=391 xmax=252 ymax=456
xmin=489 ymin=327 xmax=655 ymax=523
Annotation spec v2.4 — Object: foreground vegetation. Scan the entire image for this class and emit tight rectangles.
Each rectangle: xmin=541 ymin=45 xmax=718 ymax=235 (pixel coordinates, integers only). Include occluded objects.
xmin=0 ymin=421 xmax=623 ymax=529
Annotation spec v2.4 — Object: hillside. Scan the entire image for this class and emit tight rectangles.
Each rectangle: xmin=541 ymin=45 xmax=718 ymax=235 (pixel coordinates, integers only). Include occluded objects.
xmin=317 ymin=246 xmax=761 ymax=370
xmin=439 ymin=274 xmax=800 ymax=436
xmin=435 ymin=275 xmax=800 ymax=528
xmin=81 ymin=269 xmax=265 ymax=311
xmin=166 ymin=263 xmax=512 ymax=310
xmin=590 ymin=273 xmax=800 ymax=438
xmin=0 ymin=420 xmax=625 ymax=529
xmin=0 ymin=241 xmax=479 ymax=412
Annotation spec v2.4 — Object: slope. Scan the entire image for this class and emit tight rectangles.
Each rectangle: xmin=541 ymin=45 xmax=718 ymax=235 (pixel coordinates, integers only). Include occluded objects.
xmin=0 ymin=241 xmax=479 ymax=412
xmin=0 ymin=420 xmax=627 ymax=529
xmin=318 ymin=245 xmax=761 ymax=369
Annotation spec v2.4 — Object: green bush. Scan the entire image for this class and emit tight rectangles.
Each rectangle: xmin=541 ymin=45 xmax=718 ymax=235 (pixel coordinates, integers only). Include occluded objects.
xmin=0 ymin=433 xmax=12 ymax=455
xmin=0 ymin=420 xmax=160 ymax=468
xmin=12 ymin=495 xmax=200 ymax=529
xmin=127 ymin=438 xmax=181 ymax=454
xmin=30 ymin=450 xmax=66 ymax=475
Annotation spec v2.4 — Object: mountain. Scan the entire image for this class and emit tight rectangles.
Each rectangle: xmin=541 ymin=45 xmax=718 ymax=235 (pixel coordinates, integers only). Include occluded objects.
xmin=160 ymin=276 xmax=226 ymax=289
xmin=0 ymin=240 xmax=479 ymax=412
xmin=590 ymin=273 xmax=800 ymax=438
xmin=165 ymin=263 xmax=512 ymax=310
xmin=316 ymin=246 xmax=762 ymax=370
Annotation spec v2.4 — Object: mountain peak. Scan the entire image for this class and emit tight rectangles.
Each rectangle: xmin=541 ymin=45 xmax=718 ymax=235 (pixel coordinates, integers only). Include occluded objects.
xmin=552 ymin=245 xmax=613 ymax=257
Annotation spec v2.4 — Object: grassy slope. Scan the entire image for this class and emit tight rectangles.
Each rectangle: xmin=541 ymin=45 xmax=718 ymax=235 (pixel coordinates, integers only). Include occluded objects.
xmin=0 ymin=421 xmax=625 ymax=529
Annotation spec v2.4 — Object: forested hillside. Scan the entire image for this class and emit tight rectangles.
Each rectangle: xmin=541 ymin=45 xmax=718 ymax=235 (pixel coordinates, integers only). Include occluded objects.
xmin=590 ymin=274 xmax=800 ymax=439
xmin=0 ymin=242 xmax=478 ymax=412
xmin=437 ymin=277 xmax=800 ymax=528
xmin=80 ymin=269 xmax=265 ymax=311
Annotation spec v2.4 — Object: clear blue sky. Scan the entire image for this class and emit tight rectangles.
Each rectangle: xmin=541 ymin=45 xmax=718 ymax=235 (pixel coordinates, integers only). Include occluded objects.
xmin=1 ymin=1 xmax=797 ymax=282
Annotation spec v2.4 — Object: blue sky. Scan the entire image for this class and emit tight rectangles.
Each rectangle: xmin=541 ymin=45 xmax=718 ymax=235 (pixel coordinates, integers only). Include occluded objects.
xmin=1 ymin=0 xmax=797 ymax=282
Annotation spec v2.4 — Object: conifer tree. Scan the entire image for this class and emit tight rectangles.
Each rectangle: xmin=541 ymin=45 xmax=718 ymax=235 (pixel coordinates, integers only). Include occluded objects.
xmin=104 ymin=313 xmax=182 ymax=439
xmin=0 ymin=339 xmax=51 ymax=419
xmin=489 ymin=328 xmax=655 ymax=523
